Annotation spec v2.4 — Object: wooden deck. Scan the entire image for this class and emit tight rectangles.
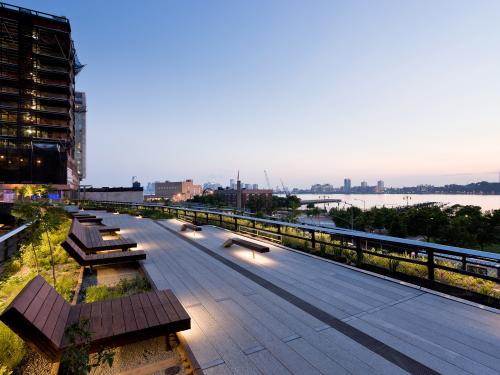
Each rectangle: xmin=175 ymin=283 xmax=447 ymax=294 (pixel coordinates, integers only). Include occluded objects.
xmin=91 ymin=211 xmax=500 ymax=375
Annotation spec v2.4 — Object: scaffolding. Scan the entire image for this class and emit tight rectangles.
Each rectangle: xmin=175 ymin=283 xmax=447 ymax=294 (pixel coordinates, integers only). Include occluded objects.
xmin=0 ymin=2 xmax=76 ymax=185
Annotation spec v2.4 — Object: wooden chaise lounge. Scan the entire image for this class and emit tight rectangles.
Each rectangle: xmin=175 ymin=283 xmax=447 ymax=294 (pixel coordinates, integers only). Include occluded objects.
xmin=223 ymin=237 xmax=270 ymax=253
xmin=71 ymin=213 xmax=95 ymax=219
xmin=0 ymin=275 xmax=190 ymax=361
xmin=181 ymin=222 xmax=202 ymax=232
xmin=61 ymin=237 xmax=146 ymax=267
xmin=70 ymin=219 xmax=137 ymax=252
xmin=76 ymin=216 xmax=103 ymax=224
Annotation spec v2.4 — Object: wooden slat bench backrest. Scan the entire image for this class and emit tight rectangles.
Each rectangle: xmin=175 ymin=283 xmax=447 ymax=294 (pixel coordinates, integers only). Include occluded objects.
xmin=1 ymin=277 xmax=189 ymax=361
xmin=61 ymin=237 xmax=88 ymax=265
xmin=70 ymin=219 xmax=91 ymax=249
xmin=0 ymin=275 xmax=71 ymax=359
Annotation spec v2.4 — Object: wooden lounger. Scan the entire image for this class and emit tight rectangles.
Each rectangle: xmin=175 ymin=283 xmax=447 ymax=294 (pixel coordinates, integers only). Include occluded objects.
xmin=70 ymin=219 xmax=137 ymax=252
xmin=71 ymin=213 xmax=95 ymax=218
xmin=223 ymin=238 xmax=270 ymax=253
xmin=76 ymin=217 xmax=103 ymax=224
xmin=181 ymin=223 xmax=202 ymax=232
xmin=0 ymin=275 xmax=190 ymax=361
xmin=61 ymin=237 xmax=146 ymax=267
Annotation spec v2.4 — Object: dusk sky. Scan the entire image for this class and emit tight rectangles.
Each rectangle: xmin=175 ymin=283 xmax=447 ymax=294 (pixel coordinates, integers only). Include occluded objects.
xmin=14 ymin=0 xmax=500 ymax=188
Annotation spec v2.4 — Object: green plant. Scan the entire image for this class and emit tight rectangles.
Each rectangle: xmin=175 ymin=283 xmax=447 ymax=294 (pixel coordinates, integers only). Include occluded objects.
xmin=388 ymin=258 xmax=400 ymax=273
xmin=85 ymin=277 xmax=151 ymax=303
xmin=0 ymin=322 xmax=25 ymax=371
xmin=60 ymin=319 xmax=114 ymax=375
xmin=333 ymin=246 xmax=344 ymax=258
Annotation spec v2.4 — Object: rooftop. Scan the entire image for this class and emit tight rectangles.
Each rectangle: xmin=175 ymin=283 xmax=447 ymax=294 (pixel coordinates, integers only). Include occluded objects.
xmin=0 ymin=2 xmax=69 ymax=24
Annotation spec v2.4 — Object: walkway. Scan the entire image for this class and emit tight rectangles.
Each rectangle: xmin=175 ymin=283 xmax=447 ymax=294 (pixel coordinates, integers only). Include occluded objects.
xmin=90 ymin=211 xmax=500 ymax=375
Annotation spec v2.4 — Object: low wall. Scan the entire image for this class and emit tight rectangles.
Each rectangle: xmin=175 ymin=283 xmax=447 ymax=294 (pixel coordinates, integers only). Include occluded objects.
xmin=82 ymin=191 xmax=143 ymax=203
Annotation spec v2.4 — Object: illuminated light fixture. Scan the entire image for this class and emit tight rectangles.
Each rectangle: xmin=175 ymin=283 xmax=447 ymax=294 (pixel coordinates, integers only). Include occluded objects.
xmin=36 ymin=159 xmax=41 ymax=164
xmin=20 ymin=158 xmax=24 ymax=162
xmin=0 ymin=155 xmax=4 ymax=159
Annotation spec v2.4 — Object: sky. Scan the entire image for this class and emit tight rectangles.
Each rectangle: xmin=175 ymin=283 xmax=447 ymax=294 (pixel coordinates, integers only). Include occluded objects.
xmin=13 ymin=0 xmax=500 ymax=188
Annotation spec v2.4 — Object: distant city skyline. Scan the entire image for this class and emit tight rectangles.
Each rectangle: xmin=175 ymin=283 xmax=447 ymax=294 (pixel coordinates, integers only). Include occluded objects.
xmin=13 ymin=0 xmax=500 ymax=188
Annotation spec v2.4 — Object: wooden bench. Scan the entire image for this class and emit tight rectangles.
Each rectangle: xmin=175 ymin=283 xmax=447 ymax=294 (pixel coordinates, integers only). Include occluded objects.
xmin=71 ymin=213 xmax=95 ymax=219
xmin=61 ymin=237 xmax=146 ymax=267
xmin=181 ymin=223 xmax=202 ymax=232
xmin=76 ymin=216 xmax=103 ymax=224
xmin=223 ymin=238 xmax=270 ymax=253
xmin=70 ymin=219 xmax=137 ymax=253
xmin=0 ymin=275 xmax=190 ymax=361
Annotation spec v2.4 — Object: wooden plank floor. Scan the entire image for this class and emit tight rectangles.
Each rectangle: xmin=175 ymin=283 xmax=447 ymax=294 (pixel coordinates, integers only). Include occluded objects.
xmin=90 ymin=212 xmax=500 ymax=375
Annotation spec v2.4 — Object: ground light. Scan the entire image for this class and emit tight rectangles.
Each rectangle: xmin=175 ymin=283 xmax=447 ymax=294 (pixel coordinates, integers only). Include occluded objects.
xmin=231 ymin=248 xmax=276 ymax=266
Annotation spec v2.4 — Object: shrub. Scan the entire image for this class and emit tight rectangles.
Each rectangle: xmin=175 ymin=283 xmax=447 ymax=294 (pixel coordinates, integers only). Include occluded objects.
xmin=388 ymin=258 xmax=400 ymax=273
xmin=0 ymin=322 xmax=25 ymax=370
xmin=85 ymin=277 xmax=151 ymax=303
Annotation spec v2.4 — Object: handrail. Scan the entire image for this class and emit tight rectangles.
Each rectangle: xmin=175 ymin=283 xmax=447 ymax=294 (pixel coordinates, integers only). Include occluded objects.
xmin=80 ymin=200 xmax=500 ymax=286
xmin=0 ymin=223 xmax=29 ymax=263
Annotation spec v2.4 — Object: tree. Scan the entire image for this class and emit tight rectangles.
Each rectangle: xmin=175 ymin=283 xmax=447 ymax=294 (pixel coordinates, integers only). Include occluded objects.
xmin=11 ymin=201 xmax=42 ymax=273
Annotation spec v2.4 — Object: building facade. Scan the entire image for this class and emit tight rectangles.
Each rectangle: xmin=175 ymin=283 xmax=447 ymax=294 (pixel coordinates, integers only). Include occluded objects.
xmin=215 ymin=187 xmax=273 ymax=210
xmin=0 ymin=3 xmax=80 ymax=195
xmin=376 ymin=180 xmax=385 ymax=193
xmin=74 ymin=91 xmax=86 ymax=180
xmin=343 ymin=178 xmax=351 ymax=193
xmin=154 ymin=179 xmax=202 ymax=201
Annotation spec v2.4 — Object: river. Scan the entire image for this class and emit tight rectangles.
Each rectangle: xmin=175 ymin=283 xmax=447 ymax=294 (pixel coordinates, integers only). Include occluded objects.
xmin=277 ymin=193 xmax=500 ymax=211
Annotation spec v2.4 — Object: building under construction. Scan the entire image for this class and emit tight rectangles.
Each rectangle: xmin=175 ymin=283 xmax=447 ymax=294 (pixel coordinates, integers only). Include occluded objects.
xmin=0 ymin=2 xmax=82 ymax=197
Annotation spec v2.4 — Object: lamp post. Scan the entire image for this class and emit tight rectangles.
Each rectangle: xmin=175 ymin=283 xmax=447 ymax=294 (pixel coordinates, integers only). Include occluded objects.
xmin=354 ymin=198 xmax=366 ymax=211
xmin=343 ymin=201 xmax=355 ymax=230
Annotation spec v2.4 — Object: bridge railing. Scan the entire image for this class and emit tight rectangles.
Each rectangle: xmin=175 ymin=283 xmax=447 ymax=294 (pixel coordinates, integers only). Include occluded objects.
xmin=80 ymin=200 xmax=500 ymax=300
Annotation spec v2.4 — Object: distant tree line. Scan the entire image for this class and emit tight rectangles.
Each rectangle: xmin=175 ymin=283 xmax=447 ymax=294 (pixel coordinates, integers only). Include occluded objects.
xmin=329 ymin=204 xmax=500 ymax=251
xmin=247 ymin=195 xmax=301 ymax=214
xmin=386 ymin=181 xmax=500 ymax=194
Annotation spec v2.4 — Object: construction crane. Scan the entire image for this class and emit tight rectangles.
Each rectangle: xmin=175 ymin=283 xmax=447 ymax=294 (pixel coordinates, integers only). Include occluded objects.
xmin=280 ymin=179 xmax=291 ymax=197
xmin=264 ymin=170 xmax=272 ymax=190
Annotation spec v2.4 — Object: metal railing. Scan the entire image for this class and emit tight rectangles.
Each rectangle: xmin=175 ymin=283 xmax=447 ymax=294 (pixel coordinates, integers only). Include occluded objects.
xmin=0 ymin=224 xmax=29 ymax=263
xmin=80 ymin=201 xmax=500 ymax=286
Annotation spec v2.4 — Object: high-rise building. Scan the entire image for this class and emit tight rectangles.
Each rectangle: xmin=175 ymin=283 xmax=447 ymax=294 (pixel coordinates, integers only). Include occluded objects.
xmin=376 ymin=180 xmax=385 ymax=193
xmin=0 ymin=3 xmax=81 ymax=195
xmin=343 ymin=178 xmax=351 ymax=193
xmin=229 ymin=179 xmax=235 ymax=189
xmin=361 ymin=181 xmax=368 ymax=188
xmin=74 ymin=91 xmax=86 ymax=181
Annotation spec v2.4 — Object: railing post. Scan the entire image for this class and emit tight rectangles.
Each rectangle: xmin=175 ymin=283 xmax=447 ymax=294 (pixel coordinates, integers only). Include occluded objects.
xmin=311 ymin=230 xmax=316 ymax=250
xmin=355 ymin=238 xmax=363 ymax=265
xmin=461 ymin=255 xmax=467 ymax=271
xmin=234 ymin=218 xmax=238 ymax=231
xmin=427 ymin=250 xmax=435 ymax=281
xmin=219 ymin=214 xmax=223 ymax=227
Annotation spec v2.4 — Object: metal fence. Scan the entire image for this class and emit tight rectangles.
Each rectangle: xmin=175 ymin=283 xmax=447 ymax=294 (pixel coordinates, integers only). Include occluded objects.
xmin=0 ymin=224 xmax=29 ymax=263
xmin=80 ymin=201 xmax=500 ymax=285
